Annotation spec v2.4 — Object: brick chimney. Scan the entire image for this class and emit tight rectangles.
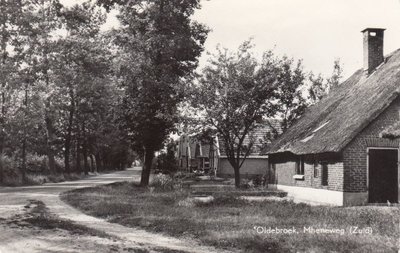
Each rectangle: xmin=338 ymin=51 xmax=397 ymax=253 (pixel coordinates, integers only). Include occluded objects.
xmin=362 ymin=28 xmax=385 ymax=74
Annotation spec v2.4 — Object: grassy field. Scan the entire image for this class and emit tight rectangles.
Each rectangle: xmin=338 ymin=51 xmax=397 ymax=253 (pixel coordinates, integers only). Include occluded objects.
xmin=61 ymin=182 xmax=400 ymax=253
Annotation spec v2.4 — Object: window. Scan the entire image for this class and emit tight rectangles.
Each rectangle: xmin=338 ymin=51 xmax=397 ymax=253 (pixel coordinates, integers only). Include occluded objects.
xmin=321 ymin=163 xmax=328 ymax=186
xmin=295 ymin=156 xmax=305 ymax=175
xmin=313 ymin=162 xmax=319 ymax=178
xmin=204 ymin=158 xmax=210 ymax=168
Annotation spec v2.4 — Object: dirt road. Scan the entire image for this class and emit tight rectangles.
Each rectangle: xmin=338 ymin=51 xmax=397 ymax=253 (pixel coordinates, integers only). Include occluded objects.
xmin=0 ymin=168 xmax=226 ymax=253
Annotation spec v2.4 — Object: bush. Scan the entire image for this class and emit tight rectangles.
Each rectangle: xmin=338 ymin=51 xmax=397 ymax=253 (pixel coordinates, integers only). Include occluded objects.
xmin=47 ymin=174 xmax=65 ymax=183
xmin=150 ymin=174 xmax=182 ymax=191
xmin=55 ymin=157 xmax=65 ymax=173
xmin=64 ymin=173 xmax=82 ymax=181
xmin=154 ymin=142 xmax=178 ymax=174
xmin=26 ymin=154 xmax=65 ymax=174
xmin=0 ymin=154 xmax=22 ymax=186
xmin=24 ymin=174 xmax=47 ymax=185
xmin=26 ymin=154 xmax=48 ymax=174
xmin=241 ymin=174 xmax=268 ymax=189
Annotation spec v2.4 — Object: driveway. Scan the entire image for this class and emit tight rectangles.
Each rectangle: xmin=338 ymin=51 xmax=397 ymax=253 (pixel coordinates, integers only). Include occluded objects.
xmin=0 ymin=168 xmax=227 ymax=253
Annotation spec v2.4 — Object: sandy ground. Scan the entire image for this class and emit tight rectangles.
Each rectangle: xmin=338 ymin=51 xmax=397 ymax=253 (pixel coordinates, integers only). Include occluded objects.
xmin=0 ymin=168 xmax=229 ymax=253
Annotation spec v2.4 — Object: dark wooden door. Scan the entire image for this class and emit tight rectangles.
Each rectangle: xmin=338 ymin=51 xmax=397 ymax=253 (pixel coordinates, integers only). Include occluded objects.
xmin=368 ymin=149 xmax=398 ymax=203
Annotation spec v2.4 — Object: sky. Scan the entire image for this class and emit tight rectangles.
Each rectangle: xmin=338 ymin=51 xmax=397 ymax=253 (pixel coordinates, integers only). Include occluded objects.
xmin=61 ymin=0 xmax=400 ymax=78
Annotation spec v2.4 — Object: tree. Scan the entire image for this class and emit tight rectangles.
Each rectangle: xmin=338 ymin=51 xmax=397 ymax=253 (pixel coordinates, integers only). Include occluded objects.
xmin=155 ymin=139 xmax=178 ymax=174
xmin=308 ymin=59 xmax=343 ymax=104
xmin=0 ymin=0 xmax=26 ymax=182
xmin=275 ymin=56 xmax=308 ymax=131
xmin=54 ymin=1 xmax=109 ymax=174
xmin=20 ymin=0 xmax=64 ymax=174
xmin=190 ymin=41 xmax=280 ymax=187
xmin=102 ymin=0 xmax=208 ymax=186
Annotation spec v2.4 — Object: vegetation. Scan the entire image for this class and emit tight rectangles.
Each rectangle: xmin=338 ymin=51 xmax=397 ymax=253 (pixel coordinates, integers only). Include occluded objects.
xmin=154 ymin=140 xmax=179 ymax=175
xmin=98 ymin=0 xmax=209 ymax=186
xmin=308 ymin=59 xmax=343 ymax=104
xmin=189 ymin=41 xmax=308 ymax=187
xmin=0 ymin=0 xmax=341 ymax=187
xmin=62 ymin=182 xmax=400 ymax=253
xmin=0 ymin=0 xmax=138 ymax=185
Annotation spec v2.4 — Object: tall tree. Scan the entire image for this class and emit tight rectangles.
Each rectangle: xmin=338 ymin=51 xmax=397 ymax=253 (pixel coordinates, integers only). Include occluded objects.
xmin=0 ymin=0 xmax=16 ymax=182
xmin=275 ymin=56 xmax=308 ymax=131
xmin=100 ymin=0 xmax=208 ymax=186
xmin=54 ymin=1 xmax=109 ymax=174
xmin=191 ymin=42 xmax=280 ymax=187
xmin=22 ymin=0 xmax=63 ymax=174
xmin=308 ymin=59 xmax=343 ymax=104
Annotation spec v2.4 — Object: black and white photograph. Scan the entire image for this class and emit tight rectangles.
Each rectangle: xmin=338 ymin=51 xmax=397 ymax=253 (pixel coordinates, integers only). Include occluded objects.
xmin=0 ymin=0 xmax=399 ymax=252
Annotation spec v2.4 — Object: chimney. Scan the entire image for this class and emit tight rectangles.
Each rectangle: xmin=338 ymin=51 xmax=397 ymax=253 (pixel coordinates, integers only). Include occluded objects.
xmin=362 ymin=28 xmax=385 ymax=74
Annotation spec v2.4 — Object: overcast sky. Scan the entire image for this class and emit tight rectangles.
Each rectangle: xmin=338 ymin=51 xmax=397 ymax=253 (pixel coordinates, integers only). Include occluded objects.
xmin=62 ymin=0 xmax=400 ymax=78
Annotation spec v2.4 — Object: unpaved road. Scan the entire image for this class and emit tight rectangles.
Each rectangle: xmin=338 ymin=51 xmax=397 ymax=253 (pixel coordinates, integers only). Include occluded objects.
xmin=0 ymin=168 xmax=228 ymax=253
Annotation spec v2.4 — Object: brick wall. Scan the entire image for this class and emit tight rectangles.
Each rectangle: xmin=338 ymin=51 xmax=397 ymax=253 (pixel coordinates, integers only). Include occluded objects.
xmin=217 ymin=157 xmax=268 ymax=177
xmin=343 ymin=97 xmax=400 ymax=192
xmin=270 ymin=153 xmax=344 ymax=191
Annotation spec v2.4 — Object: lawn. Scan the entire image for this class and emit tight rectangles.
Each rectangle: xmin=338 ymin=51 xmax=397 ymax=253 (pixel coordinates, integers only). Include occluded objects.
xmin=61 ymin=182 xmax=400 ymax=253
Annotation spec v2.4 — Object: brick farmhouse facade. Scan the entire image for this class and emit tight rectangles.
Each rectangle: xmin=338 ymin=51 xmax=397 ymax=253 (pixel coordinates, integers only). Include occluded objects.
xmin=264 ymin=28 xmax=400 ymax=205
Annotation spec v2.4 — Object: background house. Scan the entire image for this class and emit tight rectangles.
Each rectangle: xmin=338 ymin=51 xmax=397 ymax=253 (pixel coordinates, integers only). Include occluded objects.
xmin=176 ymin=134 xmax=219 ymax=174
xmin=263 ymin=28 xmax=400 ymax=206
xmin=217 ymin=120 xmax=281 ymax=178
xmin=177 ymin=120 xmax=281 ymax=177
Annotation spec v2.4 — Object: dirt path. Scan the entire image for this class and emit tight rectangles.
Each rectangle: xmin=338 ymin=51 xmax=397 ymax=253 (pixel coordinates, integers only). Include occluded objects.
xmin=0 ymin=168 xmax=229 ymax=253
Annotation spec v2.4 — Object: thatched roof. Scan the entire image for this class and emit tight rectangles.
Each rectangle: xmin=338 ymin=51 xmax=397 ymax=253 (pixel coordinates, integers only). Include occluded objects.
xmin=263 ymin=49 xmax=400 ymax=155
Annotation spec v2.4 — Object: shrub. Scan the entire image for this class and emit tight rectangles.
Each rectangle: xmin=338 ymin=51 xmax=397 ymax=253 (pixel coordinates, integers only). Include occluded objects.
xmin=26 ymin=154 xmax=48 ymax=174
xmin=241 ymin=174 xmax=268 ymax=189
xmin=47 ymin=174 xmax=65 ymax=183
xmin=24 ymin=174 xmax=47 ymax=185
xmin=26 ymin=154 xmax=65 ymax=174
xmin=154 ymin=142 xmax=178 ymax=174
xmin=0 ymin=154 xmax=22 ymax=186
xmin=150 ymin=174 xmax=182 ymax=191
xmin=55 ymin=157 xmax=65 ymax=173
xmin=64 ymin=173 xmax=82 ymax=181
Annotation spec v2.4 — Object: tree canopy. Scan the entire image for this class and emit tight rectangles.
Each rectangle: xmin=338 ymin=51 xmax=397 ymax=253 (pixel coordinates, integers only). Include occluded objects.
xmin=189 ymin=41 xmax=309 ymax=187
xmin=103 ymin=0 xmax=208 ymax=185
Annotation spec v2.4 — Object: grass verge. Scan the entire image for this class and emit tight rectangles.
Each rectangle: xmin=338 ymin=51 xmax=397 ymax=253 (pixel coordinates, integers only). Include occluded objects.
xmin=61 ymin=182 xmax=400 ymax=253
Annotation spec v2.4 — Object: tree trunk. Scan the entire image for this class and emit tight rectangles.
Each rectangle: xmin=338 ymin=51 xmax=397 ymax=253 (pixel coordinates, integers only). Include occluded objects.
xmin=0 ymin=4 xmax=7 ymax=183
xmin=82 ymin=122 xmax=89 ymax=175
xmin=101 ymin=152 xmax=107 ymax=171
xmin=0 ymin=157 xmax=3 ymax=184
xmin=95 ymin=153 xmax=102 ymax=172
xmin=89 ymin=155 xmax=95 ymax=173
xmin=64 ymin=141 xmax=70 ymax=174
xmin=140 ymin=149 xmax=154 ymax=186
xmin=76 ymin=137 xmax=81 ymax=173
xmin=45 ymin=112 xmax=57 ymax=174
xmin=21 ymin=84 xmax=28 ymax=183
xmin=234 ymin=165 xmax=241 ymax=188
xmin=64 ymin=88 xmax=75 ymax=174
xmin=82 ymin=146 xmax=89 ymax=175
xmin=21 ymin=139 xmax=27 ymax=183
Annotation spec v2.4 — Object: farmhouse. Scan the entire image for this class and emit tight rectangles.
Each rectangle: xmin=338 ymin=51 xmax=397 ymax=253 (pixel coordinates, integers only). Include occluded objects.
xmin=217 ymin=120 xmax=281 ymax=178
xmin=263 ymin=28 xmax=400 ymax=206
xmin=176 ymin=134 xmax=219 ymax=174
xmin=177 ymin=120 xmax=280 ymax=177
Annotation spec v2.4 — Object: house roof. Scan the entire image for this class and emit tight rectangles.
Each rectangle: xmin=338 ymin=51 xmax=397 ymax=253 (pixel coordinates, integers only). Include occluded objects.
xmin=219 ymin=119 xmax=282 ymax=156
xmin=262 ymin=49 xmax=400 ymax=155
